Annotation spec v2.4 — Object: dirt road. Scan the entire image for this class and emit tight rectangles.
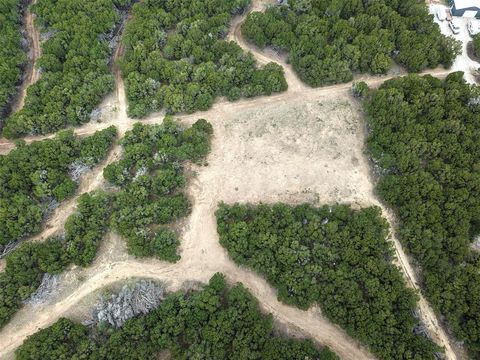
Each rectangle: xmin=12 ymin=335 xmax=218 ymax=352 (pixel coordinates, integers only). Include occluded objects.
xmin=112 ymin=39 xmax=131 ymax=136
xmin=0 ymin=2 xmax=459 ymax=359
xmin=21 ymin=40 xmax=129 ymax=242
xmin=11 ymin=0 xmax=41 ymax=114
xmin=0 ymin=66 xmax=450 ymax=155
xmin=227 ymin=3 xmax=307 ymax=93
xmin=0 ymin=82 xmax=377 ymax=360
xmin=381 ymin=210 xmax=457 ymax=359
xmin=0 ymin=231 xmax=373 ymax=360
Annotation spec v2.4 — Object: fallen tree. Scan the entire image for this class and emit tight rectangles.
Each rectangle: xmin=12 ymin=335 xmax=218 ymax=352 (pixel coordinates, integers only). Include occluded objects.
xmin=91 ymin=280 xmax=165 ymax=328
xmin=16 ymin=274 xmax=340 ymax=359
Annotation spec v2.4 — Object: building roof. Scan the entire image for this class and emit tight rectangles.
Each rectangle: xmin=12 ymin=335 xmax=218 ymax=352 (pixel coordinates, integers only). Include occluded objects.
xmin=454 ymin=0 xmax=480 ymax=10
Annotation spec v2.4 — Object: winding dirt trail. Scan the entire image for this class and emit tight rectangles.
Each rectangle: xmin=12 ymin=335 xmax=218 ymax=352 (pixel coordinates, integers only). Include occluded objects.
xmin=0 ymin=32 xmax=128 ymax=268
xmin=227 ymin=2 xmax=307 ymax=93
xmin=28 ymin=144 xmax=122 ymax=243
xmin=25 ymin=31 xmax=130 ymax=243
xmin=0 ymin=2 xmax=460 ymax=359
xmin=0 ymin=231 xmax=374 ymax=360
xmin=381 ymin=209 xmax=457 ymax=359
xmin=0 ymin=83 xmax=454 ymax=360
xmin=11 ymin=0 xmax=41 ymax=114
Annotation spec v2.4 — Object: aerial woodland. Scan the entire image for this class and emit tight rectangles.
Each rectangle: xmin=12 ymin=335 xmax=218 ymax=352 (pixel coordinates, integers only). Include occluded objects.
xmin=0 ymin=119 xmax=212 ymax=329
xmin=216 ymin=203 xmax=440 ymax=359
xmin=121 ymin=0 xmax=287 ymax=118
xmin=15 ymin=274 xmax=339 ymax=360
xmin=365 ymin=72 xmax=480 ymax=357
xmin=241 ymin=0 xmax=460 ymax=86
xmin=0 ymin=190 xmax=110 ymax=328
xmin=105 ymin=118 xmax=213 ymax=261
xmin=2 ymin=0 xmax=478 ymax=358
xmin=0 ymin=0 xmax=26 ymax=122
xmin=0 ymin=127 xmax=117 ymax=253
xmin=3 ymin=0 xmax=133 ymax=138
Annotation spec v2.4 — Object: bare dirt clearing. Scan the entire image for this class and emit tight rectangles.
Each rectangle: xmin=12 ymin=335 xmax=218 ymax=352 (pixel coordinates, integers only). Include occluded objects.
xmin=0 ymin=95 xmax=379 ymax=360
xmin=0 ymin=65 xmax=450 ymax=156
xmin=0 ymin=92 xmax=455 ymax=360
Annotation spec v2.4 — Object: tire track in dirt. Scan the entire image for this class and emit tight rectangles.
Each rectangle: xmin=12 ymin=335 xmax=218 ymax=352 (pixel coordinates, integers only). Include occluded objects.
xmin=11 ymin=0 xmax=41 ymax=114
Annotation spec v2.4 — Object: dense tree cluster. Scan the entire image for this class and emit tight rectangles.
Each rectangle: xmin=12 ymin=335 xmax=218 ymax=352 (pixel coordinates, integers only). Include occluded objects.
xmin=64 ymin=191 xmax=112 ymax=267
xmin=121 ymin=0 xmax=287 ymax=118
xmin=0 ymin=126 xmax=117 ymax=253
xmin=0 ymin=119 xmax=212 ymax=329
xmin=364 ymin=73 xmax=480 ymax=357
xmin=473 ymin=34 xmax=480 ymax=58
xmin=0 ymin=0 xmax=26 ymax=122
xmin=351 ymin=81 xmax=369 ymax=98
xmin=0 ymin=190 xmax=112 ymax=328
xmin=216 ymin=203 xmax=440 ymax=359
xmin=105 ymin=118 xmax=212 ymax=261
xmin=15 ymin=273 xmax=339 ymax=360
xmin=2 ymin=0 xmax=133 ymax=138
xmin=241 ymin=0 xmax=460 ymax=87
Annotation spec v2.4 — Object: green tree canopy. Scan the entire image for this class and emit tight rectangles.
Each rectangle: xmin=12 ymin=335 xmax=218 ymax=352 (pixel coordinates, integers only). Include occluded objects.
xmin=216 ymin=203 xmax=440 ymax=359
xmin=105 ymin=118 xmax=213 ymax=261
xmin=241 ymin=0 xmax=460 ymax=87
xmin=0 ymin=0 xmax=26 ymax=123
xmin=120 ymin=0 xmax=287 ymax=118
xmin=364 ymin=72 xmax=480 ymax=357
xmin=0 ymin=126 xmax=117 ymax=251
xmin=3 ymin=0 xmax=134 ymax=138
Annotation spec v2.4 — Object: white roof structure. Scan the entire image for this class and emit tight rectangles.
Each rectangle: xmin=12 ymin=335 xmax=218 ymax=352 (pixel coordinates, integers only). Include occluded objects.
xmin=454 ymin=0 xmax=480 ymax=10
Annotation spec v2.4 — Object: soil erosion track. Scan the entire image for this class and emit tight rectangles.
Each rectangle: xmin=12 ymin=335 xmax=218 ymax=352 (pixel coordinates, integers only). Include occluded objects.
xmin=12 ymin=0 xmax=41 ymax=113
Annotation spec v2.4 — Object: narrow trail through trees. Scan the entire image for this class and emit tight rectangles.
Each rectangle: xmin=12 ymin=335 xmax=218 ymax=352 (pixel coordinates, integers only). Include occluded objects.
xmin=28 ymin=145 xmax=122 ymax=243
xmin=227 ymin=1 xmax=308 ymax=93
xmin=11 ymin=0 xmax=41 ymax=114
xmin=380 ymin=209 xmax=457 ymax=359
xmin=0 ymin=2 xmax=460 ymax=359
